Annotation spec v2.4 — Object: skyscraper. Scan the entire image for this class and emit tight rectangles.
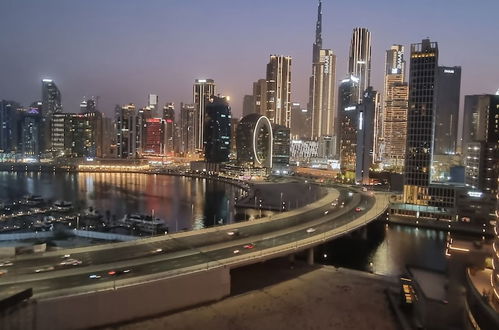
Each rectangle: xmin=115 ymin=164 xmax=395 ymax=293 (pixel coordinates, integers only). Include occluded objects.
xmin=290 ymin=102 xmax=311 ymax=139
xmin=193 ymin=79 xmax=215 ymax=152
xmin=266 ymin=55 xmax=292 ymax=127
xmin=236 ymin=114 xmax=273 ymax=168
xmin=162 ymin=103 xmax=175 ymax=155
xmin=0 ymin=100 xmax=20 ymax=153
xmin=116 ymin=103 xmax=140 ymax=159
xmin=41 ymin=79 xmax=62 ymax=118
xmin=204 ymin=96 xmax=231 ymax=163
xmin=403 ymin=39 xmax=438 ymax=205
xmin=242 ymin=95 xmax=255 ymax=117
xmin=348 ymin=28 xmax=372 ymax=103
xmin=356 ymin=88 xmax=378 ymax=184
xmin=272 ymin=124 xmax=291 ymax=169
xmin=253 ymin=79 xmax=267 ymax=116
xmin=434 ymin=66 xmax=461 ymax=155
xmin=80 ymin=97 xmax=97 ymax=113
xmin=50 ymin=113 xmax=71 ymax=156
xmin=41 ymin=79 xmax=62 ymax=153
xmin=338 ymin=75 xmax=360 ymax=173
xmin=382 ymin=45 xmax=409 ymax=170
xmin=143 ymin=118 xmax=163 ymax=155
xmin=148 ymin=94 xmax=159 ymax=117
xmin=463 ymin=94 xmax=499 ymax=197
xmin=19 ymin=108 xmax=42 ymax=156
xmin=309 ymin=1 xmax=336 ymax=139
xmin=180 ymin=103 xmax=196 ymax=155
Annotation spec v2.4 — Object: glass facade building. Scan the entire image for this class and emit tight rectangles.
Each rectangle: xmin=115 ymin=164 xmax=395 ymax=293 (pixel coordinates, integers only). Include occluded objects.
xmin=204 ymin=96 xmax=231 ymax=163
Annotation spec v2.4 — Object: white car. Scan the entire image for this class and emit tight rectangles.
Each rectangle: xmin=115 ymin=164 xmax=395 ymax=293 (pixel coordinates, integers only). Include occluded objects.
xmin=59 ymin=258 xmax=82 ymax=266
xmin=35 ymin=266 xmax=55 ymax=273
xmin=0 ymin=260 xmax=13 ymax=267
xmin=233 ymin=249 xmax=240 ymax=254
xmin=306 ymin=228 xmax=316 ymax=233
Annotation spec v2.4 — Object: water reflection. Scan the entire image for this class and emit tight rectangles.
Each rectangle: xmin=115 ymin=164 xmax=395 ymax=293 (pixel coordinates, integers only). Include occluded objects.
xmin=0 ymin=172 xmax=243 ymax=232
xmin=317 ymin=221 xmax=448 ymax=277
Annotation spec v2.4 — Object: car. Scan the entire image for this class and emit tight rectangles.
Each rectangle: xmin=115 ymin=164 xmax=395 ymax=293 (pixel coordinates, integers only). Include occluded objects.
xmin=227 ymin=230 xmax=239 ymax=236
xmin=152 ymin=248 xmax=163 ymax=254
xmin=0 ymin=260 xmax=13 ymax=267
xmin=35 ymin=266 xmax=55 ymax=273
xmin=108 ymin=269 xmax=131 ymax=276
xmin=89 ymin=274 xmax=101 ymax=279
xmin=59 ymin=258 xmax=82 ymax=266
xmin=324 ymin=210 xmax=329 ymax=215
xmin=0 ymin=269 xmax=8 ymax=277
xmin=243 ymin=243 xmax=255 ymax=249
xmin=306 ymin=228 xmax=316 ymax=233
xmin=355 ymin=207 xmax=362 ymax=212
xmin=233 ymin=249 xmax=240 ymax=254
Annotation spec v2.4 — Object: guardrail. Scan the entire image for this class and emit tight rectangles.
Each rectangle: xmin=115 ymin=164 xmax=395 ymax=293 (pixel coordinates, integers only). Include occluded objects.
xmin=464 ymin=268 xmax=499 ymax=329
xmin=33 ymin=192 xmax=390 ymax=300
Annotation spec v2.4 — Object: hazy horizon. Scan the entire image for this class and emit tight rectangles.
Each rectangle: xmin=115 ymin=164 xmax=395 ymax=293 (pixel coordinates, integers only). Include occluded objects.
xmin=1 ymin=0 xmax=498 ymax=119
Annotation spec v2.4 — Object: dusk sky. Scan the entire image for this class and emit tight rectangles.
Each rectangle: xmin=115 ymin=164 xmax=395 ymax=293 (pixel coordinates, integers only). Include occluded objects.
xmin=1 ymin=0 xmax=498 ymax=118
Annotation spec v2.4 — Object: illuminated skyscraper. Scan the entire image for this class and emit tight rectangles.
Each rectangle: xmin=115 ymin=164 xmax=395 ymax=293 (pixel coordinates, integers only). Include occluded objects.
xmin=266 ymin=55 xmax=292 ymax=127
xmin=19 ymin=107 xmax=42 ymax=156
xmin=348 ymin=28 xmax=372 ymax=103
xmin=80 ymin=97 xmax=97 ymax=113
xmin=116 ymin=103 xmax=139 ymax=158
xmin=356 ymin=88 xmax=378 ymax=184
xmin=463 ymin=94 xmax=499 ymax=197
xmin=180 ymin=103 xmax=196 ymax=155
xmin=41 ymin=79 xmax=62 ymax=118
xmin=143 ymin=118 xmax=163 ymax=155
xmin=193 ymin=79 xmax=215 ymax=152
xmin=163 ymin=104 xmax=175 ymax=156
xmin=338 ymin=75 xmax=359 ymax=173
xmin=41 ymin=79 xmax=62 ymax=152
xmin=148 ymin=94 xmax=159 ymax=117
xmin=382 ymin=45 xmax=409 ymax=170
xmin=309 ymin=1 xmax=336 ymax=139
xmin=272 ymin=124 xmax=291 ymax=169
xmin=403 ymin=39 xmax=438 ymax=204
xmin=237 ymin=114 xmax=273 ymax=168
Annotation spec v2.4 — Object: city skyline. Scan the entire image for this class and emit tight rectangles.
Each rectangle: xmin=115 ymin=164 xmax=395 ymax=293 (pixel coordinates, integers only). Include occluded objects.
xmin=1 ymin=0 xmax=498 ymax=118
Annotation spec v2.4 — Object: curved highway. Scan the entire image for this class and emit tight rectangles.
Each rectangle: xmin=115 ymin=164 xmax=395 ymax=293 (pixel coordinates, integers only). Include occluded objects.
xmin=0 ymin=186 xmax=389 ymax=300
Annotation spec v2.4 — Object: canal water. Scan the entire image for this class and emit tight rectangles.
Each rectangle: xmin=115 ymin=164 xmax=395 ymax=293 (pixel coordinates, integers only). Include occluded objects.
xmin=0 ymin=172 xmax=245 ymax=232
xmin=316 ymin=221 xmax=450 ymax=277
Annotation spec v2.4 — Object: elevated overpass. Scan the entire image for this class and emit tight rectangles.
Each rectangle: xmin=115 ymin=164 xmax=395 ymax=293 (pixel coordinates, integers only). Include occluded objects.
xmin=0 ymin=185 xmax=390 ymax=329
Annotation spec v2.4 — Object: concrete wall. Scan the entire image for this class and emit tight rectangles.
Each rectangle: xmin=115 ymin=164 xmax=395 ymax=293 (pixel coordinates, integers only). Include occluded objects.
xmin=0 ymin=246 xmax=15 ymax=257
xmin=70 ymin=229 xmax=136 ymax=241
xmin=35 ymin=267 xmax=230 ymax=330
xmin=0 ymin=232 xmax=53 ymax=241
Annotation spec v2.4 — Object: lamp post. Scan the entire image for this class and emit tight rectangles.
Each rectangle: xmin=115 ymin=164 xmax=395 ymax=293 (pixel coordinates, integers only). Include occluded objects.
xmin=280 ymin=192 xmax=283 ymax=212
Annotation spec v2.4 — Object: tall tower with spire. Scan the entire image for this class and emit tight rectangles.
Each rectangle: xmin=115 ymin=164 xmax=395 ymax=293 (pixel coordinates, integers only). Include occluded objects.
xmin=313 ymin=0 xmax=322 ymax=63
xmin=308 ymin=0 xmax=337 ymax=142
